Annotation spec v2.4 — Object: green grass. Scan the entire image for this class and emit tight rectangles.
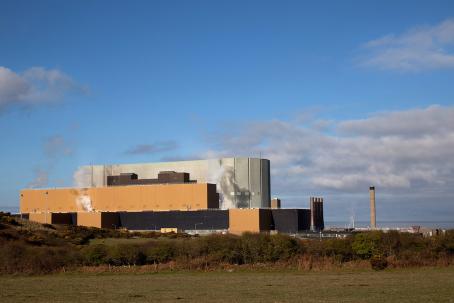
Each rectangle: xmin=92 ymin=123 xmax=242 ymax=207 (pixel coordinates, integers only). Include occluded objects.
xmin=1 ymin=268 xmax=454 ymax=302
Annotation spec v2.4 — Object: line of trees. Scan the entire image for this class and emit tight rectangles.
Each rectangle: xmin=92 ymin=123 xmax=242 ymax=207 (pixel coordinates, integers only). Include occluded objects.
xmin=1 ymin=213 xmax=453 ymax=274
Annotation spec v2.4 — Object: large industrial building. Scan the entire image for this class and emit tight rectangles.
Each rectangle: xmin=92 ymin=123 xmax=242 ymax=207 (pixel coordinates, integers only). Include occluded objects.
xmin=75 ymin=157 xmax=271 ymax=209
xmin=20 ymin=158 xmax=324 ymax=234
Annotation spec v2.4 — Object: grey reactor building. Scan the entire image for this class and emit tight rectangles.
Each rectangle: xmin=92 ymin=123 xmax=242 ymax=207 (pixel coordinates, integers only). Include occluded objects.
xmin=75 ymin=157 xmax=271 ymax=210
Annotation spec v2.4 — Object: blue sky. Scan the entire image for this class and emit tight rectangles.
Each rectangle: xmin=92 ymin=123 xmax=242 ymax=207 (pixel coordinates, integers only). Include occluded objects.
xmin=1 ymin=0 xmax=454 ymax=224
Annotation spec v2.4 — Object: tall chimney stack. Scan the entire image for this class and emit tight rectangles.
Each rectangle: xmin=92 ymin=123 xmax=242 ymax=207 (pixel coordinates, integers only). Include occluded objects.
xmin=310 ymin=197 xmax=315 ymax=231
xmin=369 ymin=186 xmax=376 ymax=229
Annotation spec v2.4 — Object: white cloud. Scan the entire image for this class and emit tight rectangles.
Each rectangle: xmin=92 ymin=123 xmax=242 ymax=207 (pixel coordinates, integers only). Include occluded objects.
xmin=124 ymin=141 xmax=178 ymax=155
xmin=338 ymin=105 xmax=454 ymax=137
xmin=204 ymin=105 xmax=454 ymax=205
xmin=0 ymin=66 xmax=87 ymax=111
xmin=359 ymin=19 xmax=454 ymax=71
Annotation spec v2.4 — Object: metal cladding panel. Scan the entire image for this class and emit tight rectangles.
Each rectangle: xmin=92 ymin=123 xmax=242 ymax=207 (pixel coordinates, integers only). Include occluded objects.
xmin=310 ymin=199 xmax=324 ymax=231
xmin=92 ymin=166 xmax=106 ymax=187
xmin=234 ymin=158 xmax=250 ymax=208
xmin=118 ymin=210 xmax=229 ymax=231
xmin=258 ymin=209 xmax=273 ymax=231
xmin=261 ymin=159 xmax=271 ymax=208
xmin=101 ymin=213 xmax=120 ymax=229
xmin=249 ymin=158 xmax=262 ymax=208
xmin=271 ymin=209 xmax=311 ymax=233
xmin=271 ymin=209 xmax=298 ymax=233
xmin=71 ymin=213 xmax=77 ymax=225
xmin=298 ymin=209 xmax=311 ymax=231
xmin=51 ymin=213 xmax=77 ymax=225
xmin=207 ymin=184 xmax=220 ymax=209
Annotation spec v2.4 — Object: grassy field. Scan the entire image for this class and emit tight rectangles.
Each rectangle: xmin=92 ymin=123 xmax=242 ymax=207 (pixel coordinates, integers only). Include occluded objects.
xmin=1 ymin=267 xmax=454 ymax=302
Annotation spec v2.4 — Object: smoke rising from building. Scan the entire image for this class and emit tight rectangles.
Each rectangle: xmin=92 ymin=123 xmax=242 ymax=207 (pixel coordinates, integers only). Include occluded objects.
xmin=76 ymin=194 xmax=93 ymax=212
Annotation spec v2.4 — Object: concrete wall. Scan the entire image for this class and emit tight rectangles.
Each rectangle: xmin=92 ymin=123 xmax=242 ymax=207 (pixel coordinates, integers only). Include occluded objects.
xmin=228 ymin=209 xmax=272 ymax=234
xmin=229 ymin=209 xmax=260 ymax=234
xmin=76 ymin=212 xmax=119 ymax=229
xmin=27 ymin=212 xmax=76 ymax=225
xmin=20 ymin=183 xmax=218 ymax=213
xmin=28 ymin=213 xmax=51 ymax=224
xmin=75 ymin=157 xmax=271 ymax=209
xmin=20 ymin=188 xmax=82 ymax=213
xmin=77 ymin=212 xmax=102 ymax=228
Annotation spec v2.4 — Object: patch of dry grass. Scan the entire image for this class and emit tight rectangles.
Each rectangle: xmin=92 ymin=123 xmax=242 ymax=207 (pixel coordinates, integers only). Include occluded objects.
xmin=1 ymin=267 xmax=453 ymax=303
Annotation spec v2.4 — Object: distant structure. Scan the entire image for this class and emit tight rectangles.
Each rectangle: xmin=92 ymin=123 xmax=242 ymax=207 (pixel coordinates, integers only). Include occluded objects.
xmin=20 ymin=158 xmax=326 ymax=234
xmin=369 ymin=186 xmax=376 ymax=229
xmin=271 ymin=198 xmax=281 ymax=209
xmin=310 ymin=197 xmax=324 ymax=231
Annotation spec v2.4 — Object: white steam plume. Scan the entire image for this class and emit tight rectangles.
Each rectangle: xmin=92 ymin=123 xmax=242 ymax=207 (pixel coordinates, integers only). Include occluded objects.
xmin=76 ymin=194 xmax=93 ymax=212
xmin=73 ymin=166 xmax=92 ymax=188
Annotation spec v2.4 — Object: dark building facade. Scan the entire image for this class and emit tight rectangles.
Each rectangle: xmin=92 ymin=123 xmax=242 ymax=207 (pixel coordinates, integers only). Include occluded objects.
xmin=118 ymin=210 xmax=229 ymax=231
xmin=310 ymin=197 xmax=324 ymax=231
xmin=271 ymin=209 xmax=311 ymax=233
xmin=107 ymin=171 xmax=196 ymax=186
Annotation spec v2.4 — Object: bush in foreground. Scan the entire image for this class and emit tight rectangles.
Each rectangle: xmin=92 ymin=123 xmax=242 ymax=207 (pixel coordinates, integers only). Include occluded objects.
xmin=0 ymin=210 xmax=453 ymax=275
xmin=370 ymin=254 xmax=388 ymax=270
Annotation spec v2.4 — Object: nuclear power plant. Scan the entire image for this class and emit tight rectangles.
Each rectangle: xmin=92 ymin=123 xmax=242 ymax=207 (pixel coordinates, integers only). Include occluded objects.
xmin=20 ymin=158 xmax=325 ymax=234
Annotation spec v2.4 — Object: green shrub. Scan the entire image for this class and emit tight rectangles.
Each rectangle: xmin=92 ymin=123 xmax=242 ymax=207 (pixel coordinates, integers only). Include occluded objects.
xmin=82 ymin=244 xmax=109 ymax=265
xmin=370 ymin=254 xmax=388 ymax=270
xmin=0 ymin=242 xmax=79 ymax=274
xmin=322 ymin=238 xmax=354 ymax=262
xmin=236 ymin=233 xmax=302 ymax=263
xmin=267 ymin=234 xmax=301 ymax=261
xmin=431 ymin=231 xmax=454 ymax=255
xmin=108 ymin=244 xmax=146 ymax=266
xmin=239 ymin=233 xmax=270 ymax=263
xmin=352 ymin=232 xmax=382 ymax=259
xmin=1 ymin=215 xmax=20 ymax=226
xmin=145 ymin=240 xmax=177 ymax=264
xmin=199 ymin=234 xmax=242 ymax=263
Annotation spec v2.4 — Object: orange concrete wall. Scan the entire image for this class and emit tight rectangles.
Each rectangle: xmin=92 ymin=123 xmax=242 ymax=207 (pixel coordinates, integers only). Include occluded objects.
xmin=229 ymin=209 xmax=261 ymax=234
xmin=28 ymin=213 xmax=51 ymax=224
xmin=228 ymin=209 xmax=273 ymax=234
xmin=20 ymin=188 xmax=81 ymax=213
xmin=77 ymin=212 xmax=102 ymax=228
xmin=20 ymin=183 xmax=217 ymax=213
